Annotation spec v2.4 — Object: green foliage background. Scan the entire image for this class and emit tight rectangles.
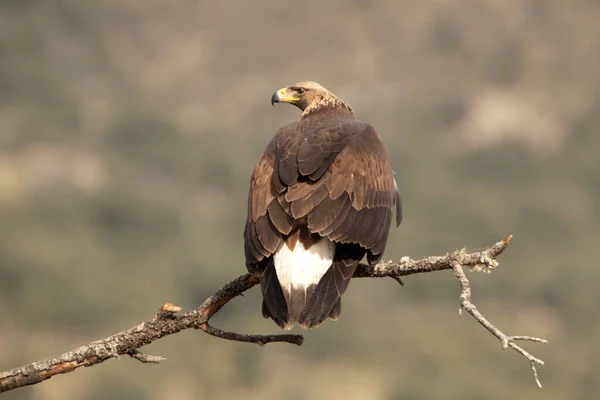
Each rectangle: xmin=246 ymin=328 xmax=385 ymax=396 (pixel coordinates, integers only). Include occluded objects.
xmin=0 ymin=1 xmax=598 ymax=398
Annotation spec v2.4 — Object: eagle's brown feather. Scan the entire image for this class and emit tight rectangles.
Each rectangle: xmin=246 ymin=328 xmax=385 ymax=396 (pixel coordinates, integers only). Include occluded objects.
xmin=244 ymin=81 xmax=401 ymax=329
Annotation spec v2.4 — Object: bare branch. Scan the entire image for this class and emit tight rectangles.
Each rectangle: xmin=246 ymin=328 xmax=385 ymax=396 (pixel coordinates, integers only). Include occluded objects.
xmin=0 ymin=235 xmax=547 ymax=393
xmin=127 ymin=350 xmax=167 ymax=364
xmin=0 ymin=273 xmax=276 ymax=392
xmin=198 ymin=322 xmax=303 ymax=346
xmin=353 ymin=234 xmax=512 ymax=280
xmin=451 ymin=258 xmax=548 ymax=387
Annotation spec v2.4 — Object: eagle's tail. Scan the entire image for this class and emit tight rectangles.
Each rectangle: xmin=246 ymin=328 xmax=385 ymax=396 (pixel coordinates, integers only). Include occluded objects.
xmin=262 ymin=236 xmax=363 ymax=330
xmin=297 ymin=243 xmax=363 ymax=329
xmin=262 ymin=230 xmax=333 ymax=329
xmin=259 ymin=258 xmax=290 ymax=329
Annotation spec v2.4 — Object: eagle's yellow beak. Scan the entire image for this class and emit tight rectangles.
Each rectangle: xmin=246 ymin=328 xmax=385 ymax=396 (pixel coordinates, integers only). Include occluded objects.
xmin=271 ymin=87 xmax=300 ymax=106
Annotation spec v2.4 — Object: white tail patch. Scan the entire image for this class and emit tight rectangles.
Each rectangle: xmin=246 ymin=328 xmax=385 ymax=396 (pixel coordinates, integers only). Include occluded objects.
xmin=273 ymin=237 xmax=335 ymax=329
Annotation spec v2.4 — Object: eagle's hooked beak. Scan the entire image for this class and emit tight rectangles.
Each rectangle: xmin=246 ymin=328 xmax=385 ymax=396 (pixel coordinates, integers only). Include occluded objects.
xmin=271 ymin=87 xmax=299 ymax=106
xmin=270 ymin=92 xmax=280 ymax=106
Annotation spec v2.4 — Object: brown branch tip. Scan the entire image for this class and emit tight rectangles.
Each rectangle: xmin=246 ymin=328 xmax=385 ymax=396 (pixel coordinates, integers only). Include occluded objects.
xmin=0 ymin=236 xmax=547 ymax=393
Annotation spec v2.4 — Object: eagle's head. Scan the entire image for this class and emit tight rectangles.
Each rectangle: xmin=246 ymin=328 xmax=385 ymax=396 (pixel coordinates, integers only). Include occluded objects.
xmin=271 ymin=81 xmax=352 ymax=117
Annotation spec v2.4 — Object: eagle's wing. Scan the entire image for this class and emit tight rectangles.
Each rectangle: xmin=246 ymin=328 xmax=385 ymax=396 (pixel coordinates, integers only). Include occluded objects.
xmin=244 ymin=120 xmax=400 ymax=328
xmin=243 ymin=138 xmax=290 ymax=328
xmin=292 ymin=121 xmax=399 ymax=327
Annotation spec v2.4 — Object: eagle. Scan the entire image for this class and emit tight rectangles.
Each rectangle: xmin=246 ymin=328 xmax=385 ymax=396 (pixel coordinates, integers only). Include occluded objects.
xmin=244 ymin=81 xmax=402 ymax=330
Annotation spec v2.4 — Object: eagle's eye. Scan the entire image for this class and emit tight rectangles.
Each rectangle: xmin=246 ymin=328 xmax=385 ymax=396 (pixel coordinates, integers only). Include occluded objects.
xmin=296 ymin=88 xmax=305 ymax=95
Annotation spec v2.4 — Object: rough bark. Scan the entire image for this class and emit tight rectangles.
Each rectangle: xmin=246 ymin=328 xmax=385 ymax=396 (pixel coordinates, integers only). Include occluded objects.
xmin=0 ymin=235 xmax=547 ymax=393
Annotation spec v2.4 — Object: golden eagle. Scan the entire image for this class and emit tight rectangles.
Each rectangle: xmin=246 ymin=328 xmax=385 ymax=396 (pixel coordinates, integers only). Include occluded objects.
xmin=244 ymin=81 xmax=401 ymax=330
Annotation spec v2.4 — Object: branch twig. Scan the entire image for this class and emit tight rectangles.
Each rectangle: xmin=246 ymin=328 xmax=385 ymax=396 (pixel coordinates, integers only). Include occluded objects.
xmin=0 ymin=235 xmax=546 ymax=393
xmin=451 ymin=238 xmax=548 ymax=387
xmin=127 ymin=350 xmax=166 ymax=364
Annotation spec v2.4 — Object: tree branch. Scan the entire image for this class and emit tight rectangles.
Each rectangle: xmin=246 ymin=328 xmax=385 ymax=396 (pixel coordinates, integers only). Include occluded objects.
xmin=0 ymin=235 xmax=546 ymax=393
xmin=451 ymin=259 xmax=547 ymax=387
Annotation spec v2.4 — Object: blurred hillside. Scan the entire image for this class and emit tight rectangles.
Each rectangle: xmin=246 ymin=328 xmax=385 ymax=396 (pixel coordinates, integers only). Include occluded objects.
xmin=0 ymin=0 xmax=598 ymax=399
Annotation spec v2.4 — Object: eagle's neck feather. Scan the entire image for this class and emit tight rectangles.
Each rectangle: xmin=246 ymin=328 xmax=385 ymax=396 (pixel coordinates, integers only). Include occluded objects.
xmin=301 ymin=94 xmax=353 ymax=119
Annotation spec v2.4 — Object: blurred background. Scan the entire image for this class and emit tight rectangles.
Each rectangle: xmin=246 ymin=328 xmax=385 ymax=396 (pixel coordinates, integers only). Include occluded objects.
xmin=0 ymin=0 xmax=598 ymax=399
